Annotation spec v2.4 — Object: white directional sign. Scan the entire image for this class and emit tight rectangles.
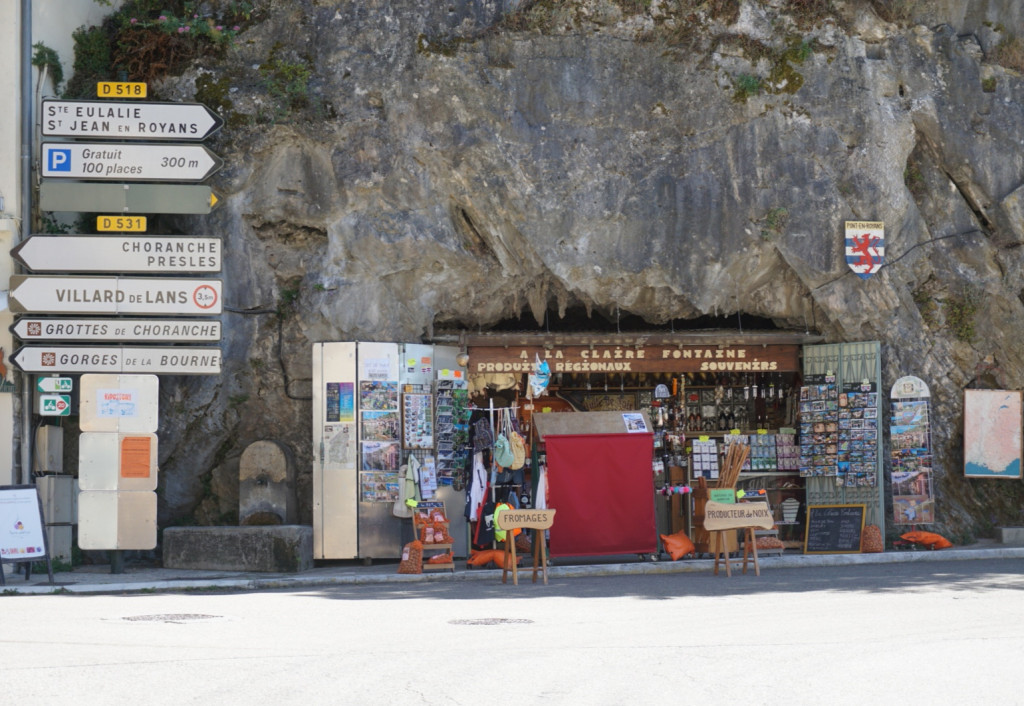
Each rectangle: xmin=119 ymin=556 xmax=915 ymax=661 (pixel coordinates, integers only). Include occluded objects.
xmin=12 ymin=235 xmax=221 ymax=273
xmin=41 ymin=142 xmax=223 ymax=182
xmin=13 ymin=318 xmax=222 ymax=343
xmin=37 ymin=377 xmax=73 ymax=393
xmin=9 ymin=275 xmax=222 ymax=315
xmin=12 ymin=346 xmax=222 ymax=375
xmin=42 ymin=99 xmax=223 ymax=140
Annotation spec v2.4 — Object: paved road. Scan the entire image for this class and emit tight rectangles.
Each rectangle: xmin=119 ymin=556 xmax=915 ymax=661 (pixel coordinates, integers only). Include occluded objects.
xmin=3 ymin=558 xmax=1023 ymax=705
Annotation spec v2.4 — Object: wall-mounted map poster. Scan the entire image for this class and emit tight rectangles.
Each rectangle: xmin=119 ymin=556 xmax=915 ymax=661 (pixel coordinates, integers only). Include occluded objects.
xmin=964 ymin=389 xmax=1023 ymax=478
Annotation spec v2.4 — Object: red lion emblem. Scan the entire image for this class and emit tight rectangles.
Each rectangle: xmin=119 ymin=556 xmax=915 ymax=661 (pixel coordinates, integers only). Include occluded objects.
xmin=851 ymin=233 xmax=881 ymax=270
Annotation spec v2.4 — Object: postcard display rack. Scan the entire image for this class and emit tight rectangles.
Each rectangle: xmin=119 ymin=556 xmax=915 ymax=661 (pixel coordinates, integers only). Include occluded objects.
xmin=798 ymin=379 xmax=880 ymax=489
xmin=799 ymin=340 xmax=887 ymax=540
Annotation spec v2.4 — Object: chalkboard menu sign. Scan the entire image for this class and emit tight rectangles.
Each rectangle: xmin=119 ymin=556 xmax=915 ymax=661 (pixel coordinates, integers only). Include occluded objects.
xmin=803 ymin=504 xmax=865 ymax=554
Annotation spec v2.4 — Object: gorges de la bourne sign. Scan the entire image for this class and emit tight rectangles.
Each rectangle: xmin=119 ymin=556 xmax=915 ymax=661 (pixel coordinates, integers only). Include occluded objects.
xmin=469 ymin=344 xmax=799 ymax=374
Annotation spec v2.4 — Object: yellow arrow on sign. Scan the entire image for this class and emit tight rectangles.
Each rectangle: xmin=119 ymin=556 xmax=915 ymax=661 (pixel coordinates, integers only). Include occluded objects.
xmin=210 ymin=192 xmax=219 ymax=209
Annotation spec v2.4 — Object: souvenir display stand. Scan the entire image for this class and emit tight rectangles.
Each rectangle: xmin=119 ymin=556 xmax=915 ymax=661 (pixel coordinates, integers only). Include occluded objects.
xmin=411 ymin=501 xmax=455 ymax=573
xmin=533 ymin=411 xmax=657 ymax=559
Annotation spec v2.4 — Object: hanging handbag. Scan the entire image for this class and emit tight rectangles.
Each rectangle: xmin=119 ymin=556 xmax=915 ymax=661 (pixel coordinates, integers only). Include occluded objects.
xmin=493 ymin=431 xmax=514 ymax=468
xmin=493 ymin=409 xmax=516 ymax=468
xmin=508 ymin=414 xmax=526 ymax=470
xmin=473 ymin=417 xmax=493 ymax=452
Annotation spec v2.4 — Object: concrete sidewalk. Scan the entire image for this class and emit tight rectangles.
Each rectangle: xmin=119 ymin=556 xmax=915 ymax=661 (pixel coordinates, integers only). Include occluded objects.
xmin=3 ymin=540 xmax=1024 ymax=595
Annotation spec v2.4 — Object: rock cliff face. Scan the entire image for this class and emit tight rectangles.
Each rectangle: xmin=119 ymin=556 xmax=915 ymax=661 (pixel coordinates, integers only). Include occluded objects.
xmin=140 ymin=0 xmax=1024 ymax=540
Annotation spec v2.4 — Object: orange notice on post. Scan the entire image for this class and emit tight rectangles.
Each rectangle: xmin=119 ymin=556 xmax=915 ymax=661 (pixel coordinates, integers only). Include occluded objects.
xmin=120 ymin=436 xmax=152 ymax=478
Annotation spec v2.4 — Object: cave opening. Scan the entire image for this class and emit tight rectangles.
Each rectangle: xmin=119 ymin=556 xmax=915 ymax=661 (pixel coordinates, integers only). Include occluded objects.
xmin=440 ymin=305 xmax=783 ymax=336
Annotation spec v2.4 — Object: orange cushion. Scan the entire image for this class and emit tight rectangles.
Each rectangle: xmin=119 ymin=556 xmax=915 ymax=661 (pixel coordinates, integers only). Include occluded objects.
xmin=660 ymin=530 xmax=696 ymax=560
xmin=901 ymin=531 xmax=953 ymax=549
xmin=467 ymin=549 xmax=521 ymax=568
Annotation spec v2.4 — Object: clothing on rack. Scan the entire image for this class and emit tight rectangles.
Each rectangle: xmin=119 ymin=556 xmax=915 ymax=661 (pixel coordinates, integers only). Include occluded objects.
xmin=467 ymin=452 xmax=487 ymax=521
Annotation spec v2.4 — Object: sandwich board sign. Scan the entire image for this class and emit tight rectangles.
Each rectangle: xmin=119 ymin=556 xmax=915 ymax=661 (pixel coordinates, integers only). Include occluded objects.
xmin=0 ymin=485 xmax=54 ymax=586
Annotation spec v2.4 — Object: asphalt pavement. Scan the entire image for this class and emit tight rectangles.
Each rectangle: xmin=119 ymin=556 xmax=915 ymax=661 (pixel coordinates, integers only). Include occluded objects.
xmin=3 ymin=539 xmax=1023 ymax=595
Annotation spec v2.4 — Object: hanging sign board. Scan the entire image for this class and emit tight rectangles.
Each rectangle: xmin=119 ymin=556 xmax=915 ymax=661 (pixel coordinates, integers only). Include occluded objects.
xmin=803 ymin=504 xmax=865 ymax=554
xmin=469 ymin=344 xmax=800 ymax=375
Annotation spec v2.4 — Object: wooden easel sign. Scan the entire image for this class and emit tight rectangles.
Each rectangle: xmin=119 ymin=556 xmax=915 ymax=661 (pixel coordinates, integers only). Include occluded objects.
xmin=703 ymin=500 xmax=775 ymax=577
xmin=0 ymin=485 xmax=54 ymax=587
xmin=496 ymin=508 xmax=556 ymax=586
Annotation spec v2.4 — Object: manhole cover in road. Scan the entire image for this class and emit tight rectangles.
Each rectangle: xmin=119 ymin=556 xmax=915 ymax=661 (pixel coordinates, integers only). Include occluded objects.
xmin=448 ymin=618 xmax=533 ymax=626
xmin=123 ymin=614 xmax=220 ymax=623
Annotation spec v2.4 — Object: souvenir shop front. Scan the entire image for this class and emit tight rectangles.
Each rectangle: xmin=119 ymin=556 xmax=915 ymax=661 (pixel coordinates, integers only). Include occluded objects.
xmin=311 ymin=336 xmax=887 ymax=562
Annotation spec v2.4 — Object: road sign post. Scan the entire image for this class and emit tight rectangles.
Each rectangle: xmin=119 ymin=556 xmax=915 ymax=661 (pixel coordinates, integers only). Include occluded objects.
xmin=8 ymin=275 xmax=222 ymax=315
xmin=12 ymin=346 xmax=222 ymax=375
xmin=42 ymin=142 xmax=222 ymax=182
xmin=12 ymin=235 xmax=222 ymax=273
xmin=39 ymin=182 xmax=219 ymax=214
xmin=42 ymin=99 xmax=223 ymax=140
xmin=12 ymin=318 xmax=222 ymax=343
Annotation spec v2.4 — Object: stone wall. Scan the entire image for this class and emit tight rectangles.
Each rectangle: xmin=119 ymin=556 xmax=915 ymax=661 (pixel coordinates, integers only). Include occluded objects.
xmin=137 ymin=0 xmax=1024 ymax=540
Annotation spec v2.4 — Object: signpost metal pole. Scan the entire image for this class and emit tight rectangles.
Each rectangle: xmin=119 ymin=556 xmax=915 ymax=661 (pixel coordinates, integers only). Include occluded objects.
xmin=20 ymin=0 xmax=33 ymax=485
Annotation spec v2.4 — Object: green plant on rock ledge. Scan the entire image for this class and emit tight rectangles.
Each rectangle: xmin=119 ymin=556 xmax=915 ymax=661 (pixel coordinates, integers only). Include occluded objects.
xmin=989 ymin=34 xmax=1024 ymax=73
xmin=912 ymin=287 xmax=939 ymax=328
xmin=66 ymin=0 xmax=254 ymax=96
xmin=261 ymin=44 xmax=314 ymax=115
xmin=943 ymin=286 xmax=980 ymax=343
xmin=733 ymin=72 xmax=763 ymax=102
xmin=904 ymin=163 xmax=926 ymax=199
xmin=276 ymin=276 xmax=303 ymax=318
xmin=759 ymin=207 xmax=789 ymax=240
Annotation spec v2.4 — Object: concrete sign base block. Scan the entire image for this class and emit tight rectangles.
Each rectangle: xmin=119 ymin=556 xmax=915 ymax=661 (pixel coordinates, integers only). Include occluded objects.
xmin=996 ymin=527 xmax=1024 ymax=546
xmin=162 ymin=525 xmax=313 ymax=572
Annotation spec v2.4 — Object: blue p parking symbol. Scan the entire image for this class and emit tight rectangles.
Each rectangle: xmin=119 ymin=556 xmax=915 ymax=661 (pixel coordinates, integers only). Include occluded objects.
xmin=47 ymin=148 xmax=72 ymax=172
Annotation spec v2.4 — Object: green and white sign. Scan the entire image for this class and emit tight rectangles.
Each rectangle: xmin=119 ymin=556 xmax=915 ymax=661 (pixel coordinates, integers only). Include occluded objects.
xmin=40 ymin=394 xmax=72 ymax=416
xmin=37 ymin=377 xmax=73 ymax=393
